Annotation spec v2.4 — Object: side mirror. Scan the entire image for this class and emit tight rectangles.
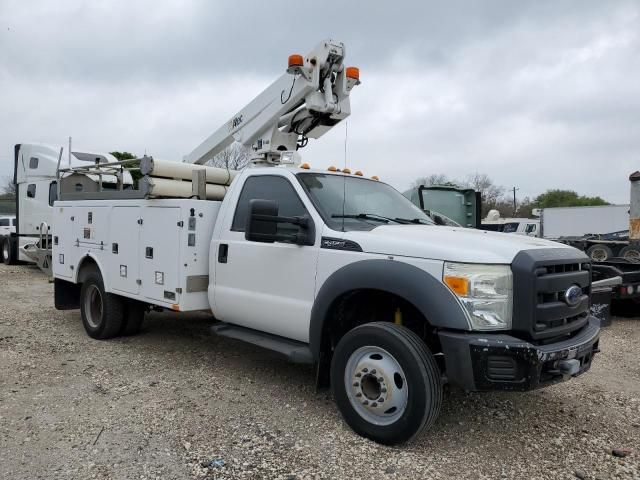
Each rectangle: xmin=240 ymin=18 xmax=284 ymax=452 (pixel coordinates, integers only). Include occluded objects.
xmin=245 ymin=199 xmax=278 ymax=243
xmin=245 ymin=199 xmax=314 ymax=246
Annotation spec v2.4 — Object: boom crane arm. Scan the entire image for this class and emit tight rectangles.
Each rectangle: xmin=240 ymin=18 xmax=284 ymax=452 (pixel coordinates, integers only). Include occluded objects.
xmin=184 ymin=39 xmax=360 ymax=166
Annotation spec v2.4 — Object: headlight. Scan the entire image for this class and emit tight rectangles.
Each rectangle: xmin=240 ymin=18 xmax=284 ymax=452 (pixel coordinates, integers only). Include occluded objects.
xmin=443 ymin=262 xmax=513 ymax=331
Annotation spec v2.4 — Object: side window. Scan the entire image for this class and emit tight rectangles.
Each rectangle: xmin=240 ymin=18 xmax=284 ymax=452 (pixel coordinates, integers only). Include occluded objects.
xmin=232 ymin=176 xmax=308 ymax=233
xmin=27 ymin=184 xmax=36 ymax=198
xmin=12 ymin=218 xmax=17 ymax=226
xmin=49 ymin=182 xmax=58 ymax=206
xmin=29 ymin=157 xmax=39 ymax=169
xmin=0 ymin=219 xmax=8 ymax=227
xmin=526 ymin=224 xmax=537 ymax=234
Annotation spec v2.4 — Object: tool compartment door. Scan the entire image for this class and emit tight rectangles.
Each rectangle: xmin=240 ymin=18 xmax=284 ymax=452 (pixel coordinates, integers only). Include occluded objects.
xmin=141 ymin=207 xmax=181 ymax=304
xmin=109 ymin=206 xmax=141 ymax=295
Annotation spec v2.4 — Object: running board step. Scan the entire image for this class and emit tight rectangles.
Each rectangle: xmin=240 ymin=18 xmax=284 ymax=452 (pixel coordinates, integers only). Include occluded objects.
xmin=211 ymin=323 xmax=314 ymax=364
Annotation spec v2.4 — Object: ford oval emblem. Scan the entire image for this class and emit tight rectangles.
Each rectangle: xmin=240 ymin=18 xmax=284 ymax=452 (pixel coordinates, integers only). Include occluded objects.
xmin=564 ymin=285 xmax=583 ymax=307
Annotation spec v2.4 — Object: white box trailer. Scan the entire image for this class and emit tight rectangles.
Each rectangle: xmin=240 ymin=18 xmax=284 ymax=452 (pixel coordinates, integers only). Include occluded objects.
xmin=540 ymin=205 xmax=629 ymax=239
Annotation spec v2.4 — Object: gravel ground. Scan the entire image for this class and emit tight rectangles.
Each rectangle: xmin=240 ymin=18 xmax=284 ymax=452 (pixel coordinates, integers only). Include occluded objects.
xmin=1 ymin=263 xmax=639 ymax=480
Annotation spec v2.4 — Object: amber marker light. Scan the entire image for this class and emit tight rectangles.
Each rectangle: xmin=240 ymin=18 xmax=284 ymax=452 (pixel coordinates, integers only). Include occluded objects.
xmin=288 ymin=54 xmax=304 ymax=68
xmin=443 ymin=276 xmax=470 ymax=296
xmin=346 ymin=66 xmax=360 ymax=82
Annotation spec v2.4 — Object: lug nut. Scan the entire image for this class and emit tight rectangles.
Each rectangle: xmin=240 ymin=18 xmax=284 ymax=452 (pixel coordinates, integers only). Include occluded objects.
xmin=362 ymin=400 xmax=369 ymax=405
xmin=378 ymin=377 xmax=384 ymax=382
xmin=355 ymin=393 xmax=362 ymax=398
xmin=363 ymin=368 xmax=368 ymax=373
xmin=371 ymin=369 xmax=376 ymax=374
xmin=355 ymin=373 xmax=361 ymax=378
xmin=353 ymin=382 xmax=359 ymax=387
xmin=371 ymin=402 xmax=377 ymax=407
xmin=378 ymin=398 xmax=384 ymax=403
xmin=381 ymin=388 xmax=387 ymax=393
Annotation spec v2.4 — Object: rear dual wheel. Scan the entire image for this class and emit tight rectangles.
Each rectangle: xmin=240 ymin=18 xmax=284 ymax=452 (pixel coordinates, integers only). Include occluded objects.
xmin=80 ymin=273 xmax=145 ymax=339
xmin=331 ymin=322 xmax=442 ymax=445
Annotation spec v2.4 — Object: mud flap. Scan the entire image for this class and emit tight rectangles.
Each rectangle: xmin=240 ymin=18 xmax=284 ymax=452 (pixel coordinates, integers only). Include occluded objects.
xmin=54 ymin=278 xmax=81 ymax=310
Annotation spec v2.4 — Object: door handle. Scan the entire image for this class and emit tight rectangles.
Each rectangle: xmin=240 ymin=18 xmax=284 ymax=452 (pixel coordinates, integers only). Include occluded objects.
xmin=218 ymin=243 xmax=228 ymax=263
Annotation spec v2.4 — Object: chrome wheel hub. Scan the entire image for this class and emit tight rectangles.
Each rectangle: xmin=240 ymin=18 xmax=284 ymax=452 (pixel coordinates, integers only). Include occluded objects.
xmin=344 ymin=346 xmax=408 ymax=426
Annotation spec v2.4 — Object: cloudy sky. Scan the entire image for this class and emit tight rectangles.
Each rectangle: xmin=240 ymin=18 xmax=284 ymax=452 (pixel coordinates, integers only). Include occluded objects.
xmin=1 ymin=1 xmax=638 ymax=203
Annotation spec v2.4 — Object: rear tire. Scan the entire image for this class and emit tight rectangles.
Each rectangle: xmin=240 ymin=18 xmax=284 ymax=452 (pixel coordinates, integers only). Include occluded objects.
xmin=619 ymin=245 xmax=640 ymax=263
xmin=331 ymin=322 xmax=442 ymax=445
xmin=80 ymin=273 xmax=125 ymax=339
xmin=120 ymin=299 xmax=146 ymax=336
xmin=586 ymin=244 xmax=613 ymax=262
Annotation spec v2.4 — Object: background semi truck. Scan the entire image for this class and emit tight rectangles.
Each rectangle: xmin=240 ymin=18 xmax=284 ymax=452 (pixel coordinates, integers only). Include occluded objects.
xmin=1 ymin=143 xmax=133 ymax=271
xmin=49 ymin=39 xmax=600 ymax=445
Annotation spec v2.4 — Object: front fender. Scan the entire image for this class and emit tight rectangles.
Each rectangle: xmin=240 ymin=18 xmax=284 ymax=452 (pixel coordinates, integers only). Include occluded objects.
xmin=309 ymin=259 xmax=470 ymax=360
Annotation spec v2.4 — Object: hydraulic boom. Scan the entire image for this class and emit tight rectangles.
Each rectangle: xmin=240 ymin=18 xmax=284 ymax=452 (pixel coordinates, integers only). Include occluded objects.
xmin=184 ymin=39 xmax=360 ymax=166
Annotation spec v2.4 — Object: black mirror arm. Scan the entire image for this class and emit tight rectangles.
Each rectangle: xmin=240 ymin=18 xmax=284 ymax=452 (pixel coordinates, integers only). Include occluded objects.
xmin=251 ymin=214 xmax=310 ymax=228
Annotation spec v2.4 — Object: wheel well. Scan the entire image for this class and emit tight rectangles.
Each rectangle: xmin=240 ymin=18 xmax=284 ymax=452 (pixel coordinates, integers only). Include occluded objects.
xmin=76 ymin=256 xmax=101 ymax=283
xmin=320 ymin=289 xmax=442 ymax=359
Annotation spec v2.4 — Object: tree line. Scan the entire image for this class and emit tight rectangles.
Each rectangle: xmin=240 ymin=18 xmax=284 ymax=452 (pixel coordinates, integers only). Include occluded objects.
xmin=411 ymin=173 xmax=609 ymax=218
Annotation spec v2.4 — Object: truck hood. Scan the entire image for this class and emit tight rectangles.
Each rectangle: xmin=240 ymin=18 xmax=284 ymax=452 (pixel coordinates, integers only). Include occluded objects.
xmin=344 ymin=225 xmax=574 ymax=264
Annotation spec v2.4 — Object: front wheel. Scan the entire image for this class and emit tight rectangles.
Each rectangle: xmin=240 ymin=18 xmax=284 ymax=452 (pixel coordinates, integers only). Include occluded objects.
xmin=2 ymin=238 xmax=17 ymax=265
xmin=331 ymin=322 xmax=442 ymax=445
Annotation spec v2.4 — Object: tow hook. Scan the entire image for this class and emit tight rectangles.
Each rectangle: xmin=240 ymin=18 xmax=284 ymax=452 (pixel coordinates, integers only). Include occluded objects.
xmin=558 ymin=359 xmax=580 ymax=376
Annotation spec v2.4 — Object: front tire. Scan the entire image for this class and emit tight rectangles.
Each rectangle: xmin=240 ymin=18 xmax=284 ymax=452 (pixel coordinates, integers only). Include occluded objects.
xmin=80 ymin=274 xmax=125 ymax=339
xmin=331 ymin=322 xmax=442 ymax=445
xmin=2 ymin=238 xmax=16 ymax=265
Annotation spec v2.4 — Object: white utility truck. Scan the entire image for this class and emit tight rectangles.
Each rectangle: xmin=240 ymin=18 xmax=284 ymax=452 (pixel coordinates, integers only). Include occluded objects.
xmin=52 ymin=39 xmax=600 ymax=444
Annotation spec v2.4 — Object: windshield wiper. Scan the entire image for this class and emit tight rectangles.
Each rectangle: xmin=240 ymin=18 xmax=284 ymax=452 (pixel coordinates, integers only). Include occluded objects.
xmin=394 ymin=217 xmax=431 ymax=225
xmin=331 ymin=213 xmax=403 ymax=224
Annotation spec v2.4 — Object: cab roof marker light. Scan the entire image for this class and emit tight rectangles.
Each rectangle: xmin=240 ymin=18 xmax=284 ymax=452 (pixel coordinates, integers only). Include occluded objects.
xmin=354 ymin=171 xmax=363 ymax=176
xmin=328 ymin=166 xmax=337 ymax=172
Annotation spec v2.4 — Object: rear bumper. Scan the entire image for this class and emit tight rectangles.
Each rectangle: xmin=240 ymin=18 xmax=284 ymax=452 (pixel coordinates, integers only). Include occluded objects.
xmin=438 ymin=316 xmax=600 ymax=391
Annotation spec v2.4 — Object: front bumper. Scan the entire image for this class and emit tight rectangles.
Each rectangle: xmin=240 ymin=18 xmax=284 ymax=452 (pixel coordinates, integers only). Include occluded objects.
xmin=438 ymin=316 xmax=600 ymax=391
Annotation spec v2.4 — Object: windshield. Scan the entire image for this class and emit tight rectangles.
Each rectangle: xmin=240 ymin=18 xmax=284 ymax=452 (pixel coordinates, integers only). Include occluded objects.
xmin=297 ymin=173 xmax=434 ymax=231
xmin=503 ymin=222 xmax=519 ymax=233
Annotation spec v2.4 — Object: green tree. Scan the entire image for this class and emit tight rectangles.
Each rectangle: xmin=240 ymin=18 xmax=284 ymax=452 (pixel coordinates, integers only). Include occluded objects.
xmin=110 ymin=151 xmax=142 ymax=186
xmin=534 ymin=190 xmax=609 ymax=208
xmin=110 ymin=151 xmax=136 ymax=161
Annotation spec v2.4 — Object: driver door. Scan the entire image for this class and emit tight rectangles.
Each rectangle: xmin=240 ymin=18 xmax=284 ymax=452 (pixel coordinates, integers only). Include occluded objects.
xmin=212 ymin=174 xmax=320 ymax=343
